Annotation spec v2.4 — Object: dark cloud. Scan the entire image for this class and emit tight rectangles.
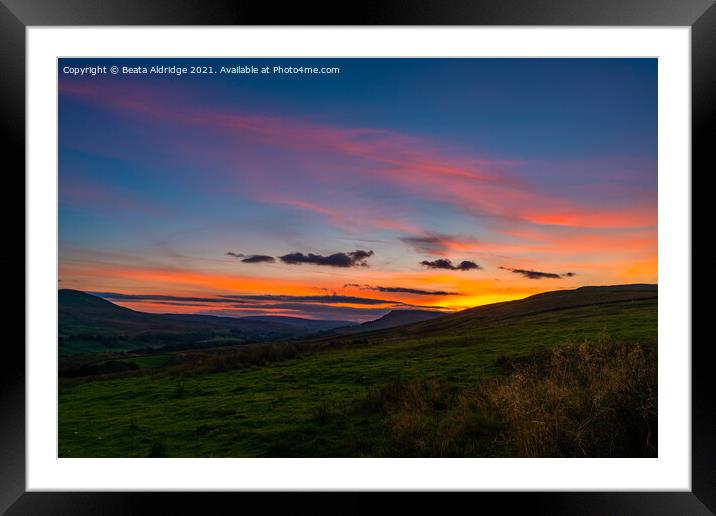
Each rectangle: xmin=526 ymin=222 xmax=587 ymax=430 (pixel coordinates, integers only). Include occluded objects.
xmin=221 ymin=294 xmax=393 ymax=306
xmin=141 ymin=300 xmax=213 ymax=307
xmin=96 ymin=291 xmax=407 ymax=307
xmin=499 ymin=267 xmax=576 ymax=279
xmin=400 ymin=233 xmax=478 ymax=254
xmin=401 ymin=234 xmax=450 ymax=254
xmin=241 ymin=254 xmax=275 ymax=263
xmin=344 ymin=283 xmax=462 ymax=296
xmin=279 ymin=250 xmax=374 ymax=268
xmin=92 ymin=292 xmax=229 ymax=304
xmin=227 ymin=252 xmax=276 ymax=263
xmin=420 ymin=259 xmax=481 ymax=271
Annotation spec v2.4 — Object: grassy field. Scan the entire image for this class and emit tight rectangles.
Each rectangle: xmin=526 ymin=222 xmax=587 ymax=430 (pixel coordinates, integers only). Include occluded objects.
xmin=58 ymin=295 xmax=657 ymax=457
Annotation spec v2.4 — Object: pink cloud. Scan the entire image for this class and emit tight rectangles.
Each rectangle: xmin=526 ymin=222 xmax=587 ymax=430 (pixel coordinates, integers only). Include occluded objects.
xmin=60 ymin=79 xmax=655 ymax=231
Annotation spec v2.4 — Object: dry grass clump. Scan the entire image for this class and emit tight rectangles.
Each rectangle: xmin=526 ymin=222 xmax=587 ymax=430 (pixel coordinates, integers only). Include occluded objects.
xmin=355 ymin=341 xmax=657 ymax=457
xmin=482 ymin=341 xmax=657 ymax=457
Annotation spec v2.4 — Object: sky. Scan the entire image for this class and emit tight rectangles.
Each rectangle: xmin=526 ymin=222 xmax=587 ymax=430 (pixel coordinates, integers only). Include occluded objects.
xmin=58 ymin=58 xmax=658 ymax=322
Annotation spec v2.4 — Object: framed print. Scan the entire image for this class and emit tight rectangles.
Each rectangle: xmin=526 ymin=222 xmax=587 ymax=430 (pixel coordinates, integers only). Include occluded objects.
xmin=4 ymin=0 xmax=711 ymax=513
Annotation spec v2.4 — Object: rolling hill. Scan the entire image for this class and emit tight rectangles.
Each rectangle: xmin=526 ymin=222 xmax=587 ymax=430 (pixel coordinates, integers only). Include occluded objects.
xmin=239 ymin=315 xmax=354 ymax=332
xmin=58 ymin=289 xmax=355 ymax=354
xmin=332 ymin=284 xmax=658 ymax=341
xmin=333 ymin=309 xmax=446 ymax=334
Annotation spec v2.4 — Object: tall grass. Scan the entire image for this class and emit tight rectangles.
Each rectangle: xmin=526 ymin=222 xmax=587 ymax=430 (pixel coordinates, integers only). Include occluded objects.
xmin=349 ymin=341 xmax=656 ymax=457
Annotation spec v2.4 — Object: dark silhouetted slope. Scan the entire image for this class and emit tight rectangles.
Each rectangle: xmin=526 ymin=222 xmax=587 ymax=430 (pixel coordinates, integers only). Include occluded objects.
xmin=337 ymin=284 xmax=657 ymax=340
xmin=334 ymin=309 xmax=446 ymax=334
xmin=59 ymin=289 xmax=171 ymax=335
xmin=59 ymin=290 xmax=355 ymax=353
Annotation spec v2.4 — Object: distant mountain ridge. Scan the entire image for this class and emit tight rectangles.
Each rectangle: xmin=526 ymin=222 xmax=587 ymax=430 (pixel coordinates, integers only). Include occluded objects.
xmin=239 ymin=315 xmax=353 ymax=332
xmin=333 ymin=309 xmax=446 ymax=334
xmin=167 ymin=313 xmax=352 ymax=332
xmin=58 ymin=289 xmax=356 ymax=354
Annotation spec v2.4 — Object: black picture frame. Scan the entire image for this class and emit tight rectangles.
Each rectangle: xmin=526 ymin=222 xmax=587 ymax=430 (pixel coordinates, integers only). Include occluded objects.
xmin=3 ymin=0 xmax=710 ymax=513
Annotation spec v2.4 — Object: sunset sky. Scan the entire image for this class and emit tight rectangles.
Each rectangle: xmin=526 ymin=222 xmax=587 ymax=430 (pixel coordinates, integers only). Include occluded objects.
xmin=58 ymin=58 xmax=657 ymax=321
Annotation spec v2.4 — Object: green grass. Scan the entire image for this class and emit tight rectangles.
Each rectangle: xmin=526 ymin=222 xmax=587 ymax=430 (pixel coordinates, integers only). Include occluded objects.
xmin=58 ymin=298 xmax=656 ymax=457
xmin=59 ymin=339 xmax=147 ymax=355
xmin=125 ymin=355 xmax=173 ymax=369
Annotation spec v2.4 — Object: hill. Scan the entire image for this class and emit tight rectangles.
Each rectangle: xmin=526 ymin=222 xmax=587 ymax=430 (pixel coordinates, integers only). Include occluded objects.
xmin=58 ymin=290 xmax=353 ymax=354
xmin=333 ymin=309 xmax=446 ymax=334
xmin=240 ymin=315 xmax=355 ymax=332
xmin=59 ymin=289 xmax=158 ymax=333
xmin=337 ymin=284 xmax=657 ymax=341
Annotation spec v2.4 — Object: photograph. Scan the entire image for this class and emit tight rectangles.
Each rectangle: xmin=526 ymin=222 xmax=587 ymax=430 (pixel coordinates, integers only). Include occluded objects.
xmin=57 ymin=57 xmax=658 ymax=459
